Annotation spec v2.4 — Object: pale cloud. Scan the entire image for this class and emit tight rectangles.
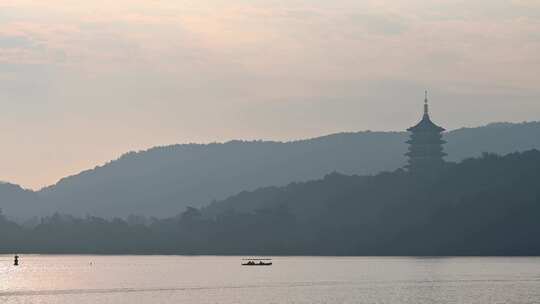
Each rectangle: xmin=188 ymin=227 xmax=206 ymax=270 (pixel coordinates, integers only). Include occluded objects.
xmin=0 ymin=34 xmax=35 ymax=49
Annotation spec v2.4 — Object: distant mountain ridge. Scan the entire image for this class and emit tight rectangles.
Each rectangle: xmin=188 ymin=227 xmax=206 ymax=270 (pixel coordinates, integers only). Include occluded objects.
xmin=0 ymin=183 xmax=39 ymax=220
xmin=1 ymin=121 xmax=540 ymax=219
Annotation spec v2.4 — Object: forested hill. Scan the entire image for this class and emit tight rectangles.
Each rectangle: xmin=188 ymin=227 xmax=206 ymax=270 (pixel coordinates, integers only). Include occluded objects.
xmin=39 ymin=121 xmax=540 ymax=217
xmin=2 ymin=121 xmax=540 ymax=219
xmin=2 ymin=150 xmax=540 ymax=255
xmin=203 ymin=149 xmax=540 ymax=255
xmin=0 ymin=183 xmax=40 ymax=220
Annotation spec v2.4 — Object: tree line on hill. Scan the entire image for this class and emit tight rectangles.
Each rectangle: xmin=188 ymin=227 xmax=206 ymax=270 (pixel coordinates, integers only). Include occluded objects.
xmin=1 ymin=149 xmax=540 ymax=256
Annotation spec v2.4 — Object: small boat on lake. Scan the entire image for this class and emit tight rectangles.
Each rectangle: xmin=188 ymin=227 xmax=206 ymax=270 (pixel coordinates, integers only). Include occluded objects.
xmin=242 ymin=258 xmax=272 ymax=266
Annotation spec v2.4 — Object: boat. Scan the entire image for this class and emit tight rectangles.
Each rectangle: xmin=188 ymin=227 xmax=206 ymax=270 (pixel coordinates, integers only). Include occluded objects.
xmin=242 ymin=258 xmax=272 ymax=266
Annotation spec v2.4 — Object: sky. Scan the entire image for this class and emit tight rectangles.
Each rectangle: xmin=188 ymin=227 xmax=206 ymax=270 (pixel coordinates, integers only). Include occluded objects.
xmin=1 ymin=0 xmax=539 ymax=189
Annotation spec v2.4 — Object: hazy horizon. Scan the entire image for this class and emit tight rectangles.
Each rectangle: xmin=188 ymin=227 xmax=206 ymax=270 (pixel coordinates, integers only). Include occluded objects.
xmin=1 ymin=0 xmax=539 ymax=188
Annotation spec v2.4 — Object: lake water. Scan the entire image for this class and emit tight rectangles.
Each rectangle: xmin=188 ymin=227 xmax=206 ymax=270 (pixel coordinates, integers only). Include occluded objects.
xmin=1 ymin=255 xmax=539 ymax=303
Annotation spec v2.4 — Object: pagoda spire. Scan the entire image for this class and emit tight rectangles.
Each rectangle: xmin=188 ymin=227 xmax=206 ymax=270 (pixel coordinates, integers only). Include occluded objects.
xmin=424 ymin=90 xmax=429 ymax=117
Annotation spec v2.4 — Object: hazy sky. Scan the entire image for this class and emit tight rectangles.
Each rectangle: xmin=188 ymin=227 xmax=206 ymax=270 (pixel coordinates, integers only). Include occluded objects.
xmin=1 ymin=0 xmax=539 ymax=189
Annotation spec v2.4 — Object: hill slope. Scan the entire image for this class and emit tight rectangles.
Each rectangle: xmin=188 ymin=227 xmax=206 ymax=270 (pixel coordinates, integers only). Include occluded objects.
xmin=2 ymin=121 xmax=540 ymax=218
xmin=0 ymin=183 xmax=39 ymax=220
xmin=38 ymin=131 xmax=405 ymax=217
xmin=197 ymin=150 xmax=540 ymax=255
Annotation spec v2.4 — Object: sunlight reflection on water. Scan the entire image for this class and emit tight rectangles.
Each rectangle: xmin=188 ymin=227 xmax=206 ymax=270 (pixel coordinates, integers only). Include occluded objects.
xmin=1 ymin=255 xmax=539 ymax=304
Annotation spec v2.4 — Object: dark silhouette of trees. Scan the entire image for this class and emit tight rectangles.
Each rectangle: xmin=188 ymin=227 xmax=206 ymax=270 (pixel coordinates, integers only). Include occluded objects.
xmin=1 ymin=149 xmax=540 ymax=256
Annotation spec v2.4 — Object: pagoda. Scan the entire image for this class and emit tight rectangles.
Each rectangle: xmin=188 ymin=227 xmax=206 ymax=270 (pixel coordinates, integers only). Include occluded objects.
xmin=405 ymin=91 xmax=447 ymax=171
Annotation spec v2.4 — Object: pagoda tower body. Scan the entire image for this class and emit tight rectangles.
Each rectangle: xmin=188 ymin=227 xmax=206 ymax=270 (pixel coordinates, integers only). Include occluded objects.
xmin=405 ymin=92 xmax=447 ymax=171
